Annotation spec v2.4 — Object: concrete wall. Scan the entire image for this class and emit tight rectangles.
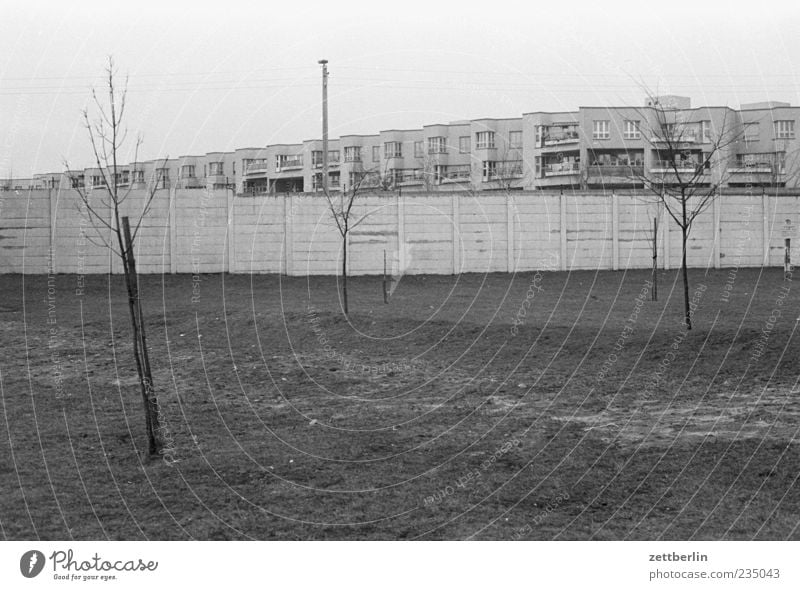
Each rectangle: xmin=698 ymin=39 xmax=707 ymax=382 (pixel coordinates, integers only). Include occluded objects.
xmin=2 ymin=187 xmax=798 ymax=275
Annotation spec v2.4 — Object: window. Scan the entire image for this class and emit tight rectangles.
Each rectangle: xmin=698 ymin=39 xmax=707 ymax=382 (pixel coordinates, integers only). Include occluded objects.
xmin=593 ymin=120 xmax=610 ymax=140
xmin=70 ymin=176 xmax=84 ymax=189
xmin=133 ymin=170 xmax=144 ymax=183
xmin=245 ymin=158 xmax=267 ymax=172
xmin=482 ymin=161 xmax=496 ymax=180
xmin=384 ymin=141 xmax=402 ymax=158
xmin=276 ymin=154 xmax=302 ymax=169
xmin=372 ymin=146 xmax=381 ymax=162
xmin=775 ymin=120 xmax=795 ymax=139
xmin=509 ymin=130 xmax=522 ymax=148
xmin=475 ymin=131 xmax=495 ymax=149
xmin=700 ymin=120 xmax=712 ymax=143
xmin=312 ymin=172 xmax=339 ymax=190
xmin=743 ymin=122 xmax=759 ymax=142
xmin=311 ymin=151 xmax=337 ymax=167
xmin=459 ymin=136 xmax=471 ymax=153
xmin=414 ymin=141 xmax=424 ymax=158
xmin=156 ymin=168 xmax=169 ymax=188
xmin=623 ymin=120 xmax=641 ymax=140
xmin=348 ymin=171 xmax=365 ymax=186
xmin=344 ymin=146 xmax=361 ymax=162
xmin=91 ymin=175 xmax=103 ymax=187
xmin=535 ymin=125 xmax=544 ymax=147
xmin=209 ymin=162 xmax=224 ymax=176
xmin=181 ymin=165 xmax=195 ymax=178
xmin=428 ymin=136 xmax=446 ymax=154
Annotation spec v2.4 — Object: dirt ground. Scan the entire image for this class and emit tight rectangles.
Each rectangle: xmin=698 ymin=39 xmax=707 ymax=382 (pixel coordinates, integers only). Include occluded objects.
xmin=0 ymin=266 xmax=798 ymax=540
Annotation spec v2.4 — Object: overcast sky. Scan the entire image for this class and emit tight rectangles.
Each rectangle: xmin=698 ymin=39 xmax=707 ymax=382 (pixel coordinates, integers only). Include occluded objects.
xmin=2 ymin=0 xmax=799 ymax=176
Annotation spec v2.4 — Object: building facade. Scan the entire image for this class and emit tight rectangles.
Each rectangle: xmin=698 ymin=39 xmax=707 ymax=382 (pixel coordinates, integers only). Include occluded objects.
xmin=7 ymin=96 xmax=800 ymax=195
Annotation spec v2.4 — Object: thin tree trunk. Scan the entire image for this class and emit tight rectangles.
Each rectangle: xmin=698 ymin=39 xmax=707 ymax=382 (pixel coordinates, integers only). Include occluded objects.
xmin=681 ymin=194 xmax=692 ymax=330
xmin=682 ymin=233 xmax=691 ymax=330
xmin=122 ymin=217 xmax=163 ymax=456
xmin=342 ymin=233 xmax=348 ymax=315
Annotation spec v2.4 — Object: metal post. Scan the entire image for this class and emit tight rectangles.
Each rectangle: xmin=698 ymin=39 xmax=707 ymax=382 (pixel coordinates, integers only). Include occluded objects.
xmin=319 ymin=59 xmax=329 ymax=194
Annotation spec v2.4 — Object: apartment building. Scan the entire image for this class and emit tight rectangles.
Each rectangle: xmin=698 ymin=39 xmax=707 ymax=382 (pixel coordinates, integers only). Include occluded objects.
xmin=7 ymin=95 xmax=799 ymax=195
xmin=525 ymin=96 xmax=800 ymax=190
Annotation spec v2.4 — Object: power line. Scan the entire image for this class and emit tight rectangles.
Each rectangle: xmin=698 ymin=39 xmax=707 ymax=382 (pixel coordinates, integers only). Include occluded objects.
xmin=1 ymin=82 xmax=798 ymax=97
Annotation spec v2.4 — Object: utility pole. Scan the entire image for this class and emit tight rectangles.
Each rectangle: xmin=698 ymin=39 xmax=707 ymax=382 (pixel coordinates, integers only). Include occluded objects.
xmin=319 ymin=59 xmax=329 ymax=194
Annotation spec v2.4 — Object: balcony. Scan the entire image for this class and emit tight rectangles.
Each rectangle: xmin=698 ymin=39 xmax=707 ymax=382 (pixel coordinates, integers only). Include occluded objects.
xmin=439 ymin=166 xmax=471 ymax=183
xmin=543 ymin=129 xmax=579 ymax=147
xmin=651 ymin=133 xmax=698 ymax=145
xmin=487 ymin=162 xmax=524 ymax=180
xmin=395 ymin=170 xmax=425 ymax=185
xmin=240 ymin=184 xmax=270 ymax=196
xmin=245 ymin=161 xmax=269 ymax=174
xmin=276 ymin=157 xmax=303 ymax=171
xmin=730 ymin=160 xmax=778 ymax=174
xmin=312 ymin=157 xmax=340 ymax=168
xmin=650 ymin=160 xmax=704 ymax=174
xmin=179 ymin=177 xmax=205 ymax=189
xmin=544 ymin=162 xmax=580 ymax=176
xmin=588 ymin=164 xmax=644 ymax=178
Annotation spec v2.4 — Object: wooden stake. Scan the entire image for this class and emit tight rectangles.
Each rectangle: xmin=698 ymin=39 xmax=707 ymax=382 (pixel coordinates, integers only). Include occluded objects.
xmin=383 ymin=250 xmax=389 ymax=303
xmin=652 ymin=216 xmax=658 ymax=301
xmin=785 ymin=238 xmax=792 ymax=279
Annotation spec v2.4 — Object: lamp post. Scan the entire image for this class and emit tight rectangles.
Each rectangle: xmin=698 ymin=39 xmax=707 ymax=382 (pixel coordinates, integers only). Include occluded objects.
xmin=319 ymin=59 xmax=329 ymax=194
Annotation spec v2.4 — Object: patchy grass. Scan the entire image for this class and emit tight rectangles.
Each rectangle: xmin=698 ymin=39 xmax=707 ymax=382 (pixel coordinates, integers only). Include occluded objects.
xmin=1 ymin=267 xmax=798 ymax=540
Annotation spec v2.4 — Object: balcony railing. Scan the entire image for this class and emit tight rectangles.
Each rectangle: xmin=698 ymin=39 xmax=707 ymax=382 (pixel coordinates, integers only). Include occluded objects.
xmin=245 ymin=161 xmax=269 ymax=173
xmin=543 ymin=130 xmax=579 ymax=146
xmin=544 ymin=162 xmax=580 ymax=176
xmin=276 ymin=157 xmax=303 ymax=171
xmin=651 ymin=133 xmax=698 ymax=144
xmin=179 ymin=177 xmax=205 ymax=189
xmin=395 ymin=171 xmax=425 ymax=184
xmin=730 ymin=162 xmax=778 ymax=174
xmin=439 ymin=166 xmax=471 ymax=182
xmin=313 ymin=157 xmax=340 ymax=168
xmin=240 ymin=184 xmax=270 ymax=196
xmin=650 ymin=161 xmax=706 ymax=174
xmin=487 ymin=163 xmax=524 ymax=180
xmin=588 ymin=164 xmax=644 ymax=177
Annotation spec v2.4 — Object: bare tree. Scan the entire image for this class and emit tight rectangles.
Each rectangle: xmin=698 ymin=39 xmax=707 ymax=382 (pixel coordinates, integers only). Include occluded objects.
xmin=65 ymin=57 xmax=170 ymax=458
xmin=481 ymin=143 xmax=527 ymax=192
xmin=630 ymin=92 xmax=744 ymax=329
xmin=322 ymin=169 xmax=384 ymax=315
